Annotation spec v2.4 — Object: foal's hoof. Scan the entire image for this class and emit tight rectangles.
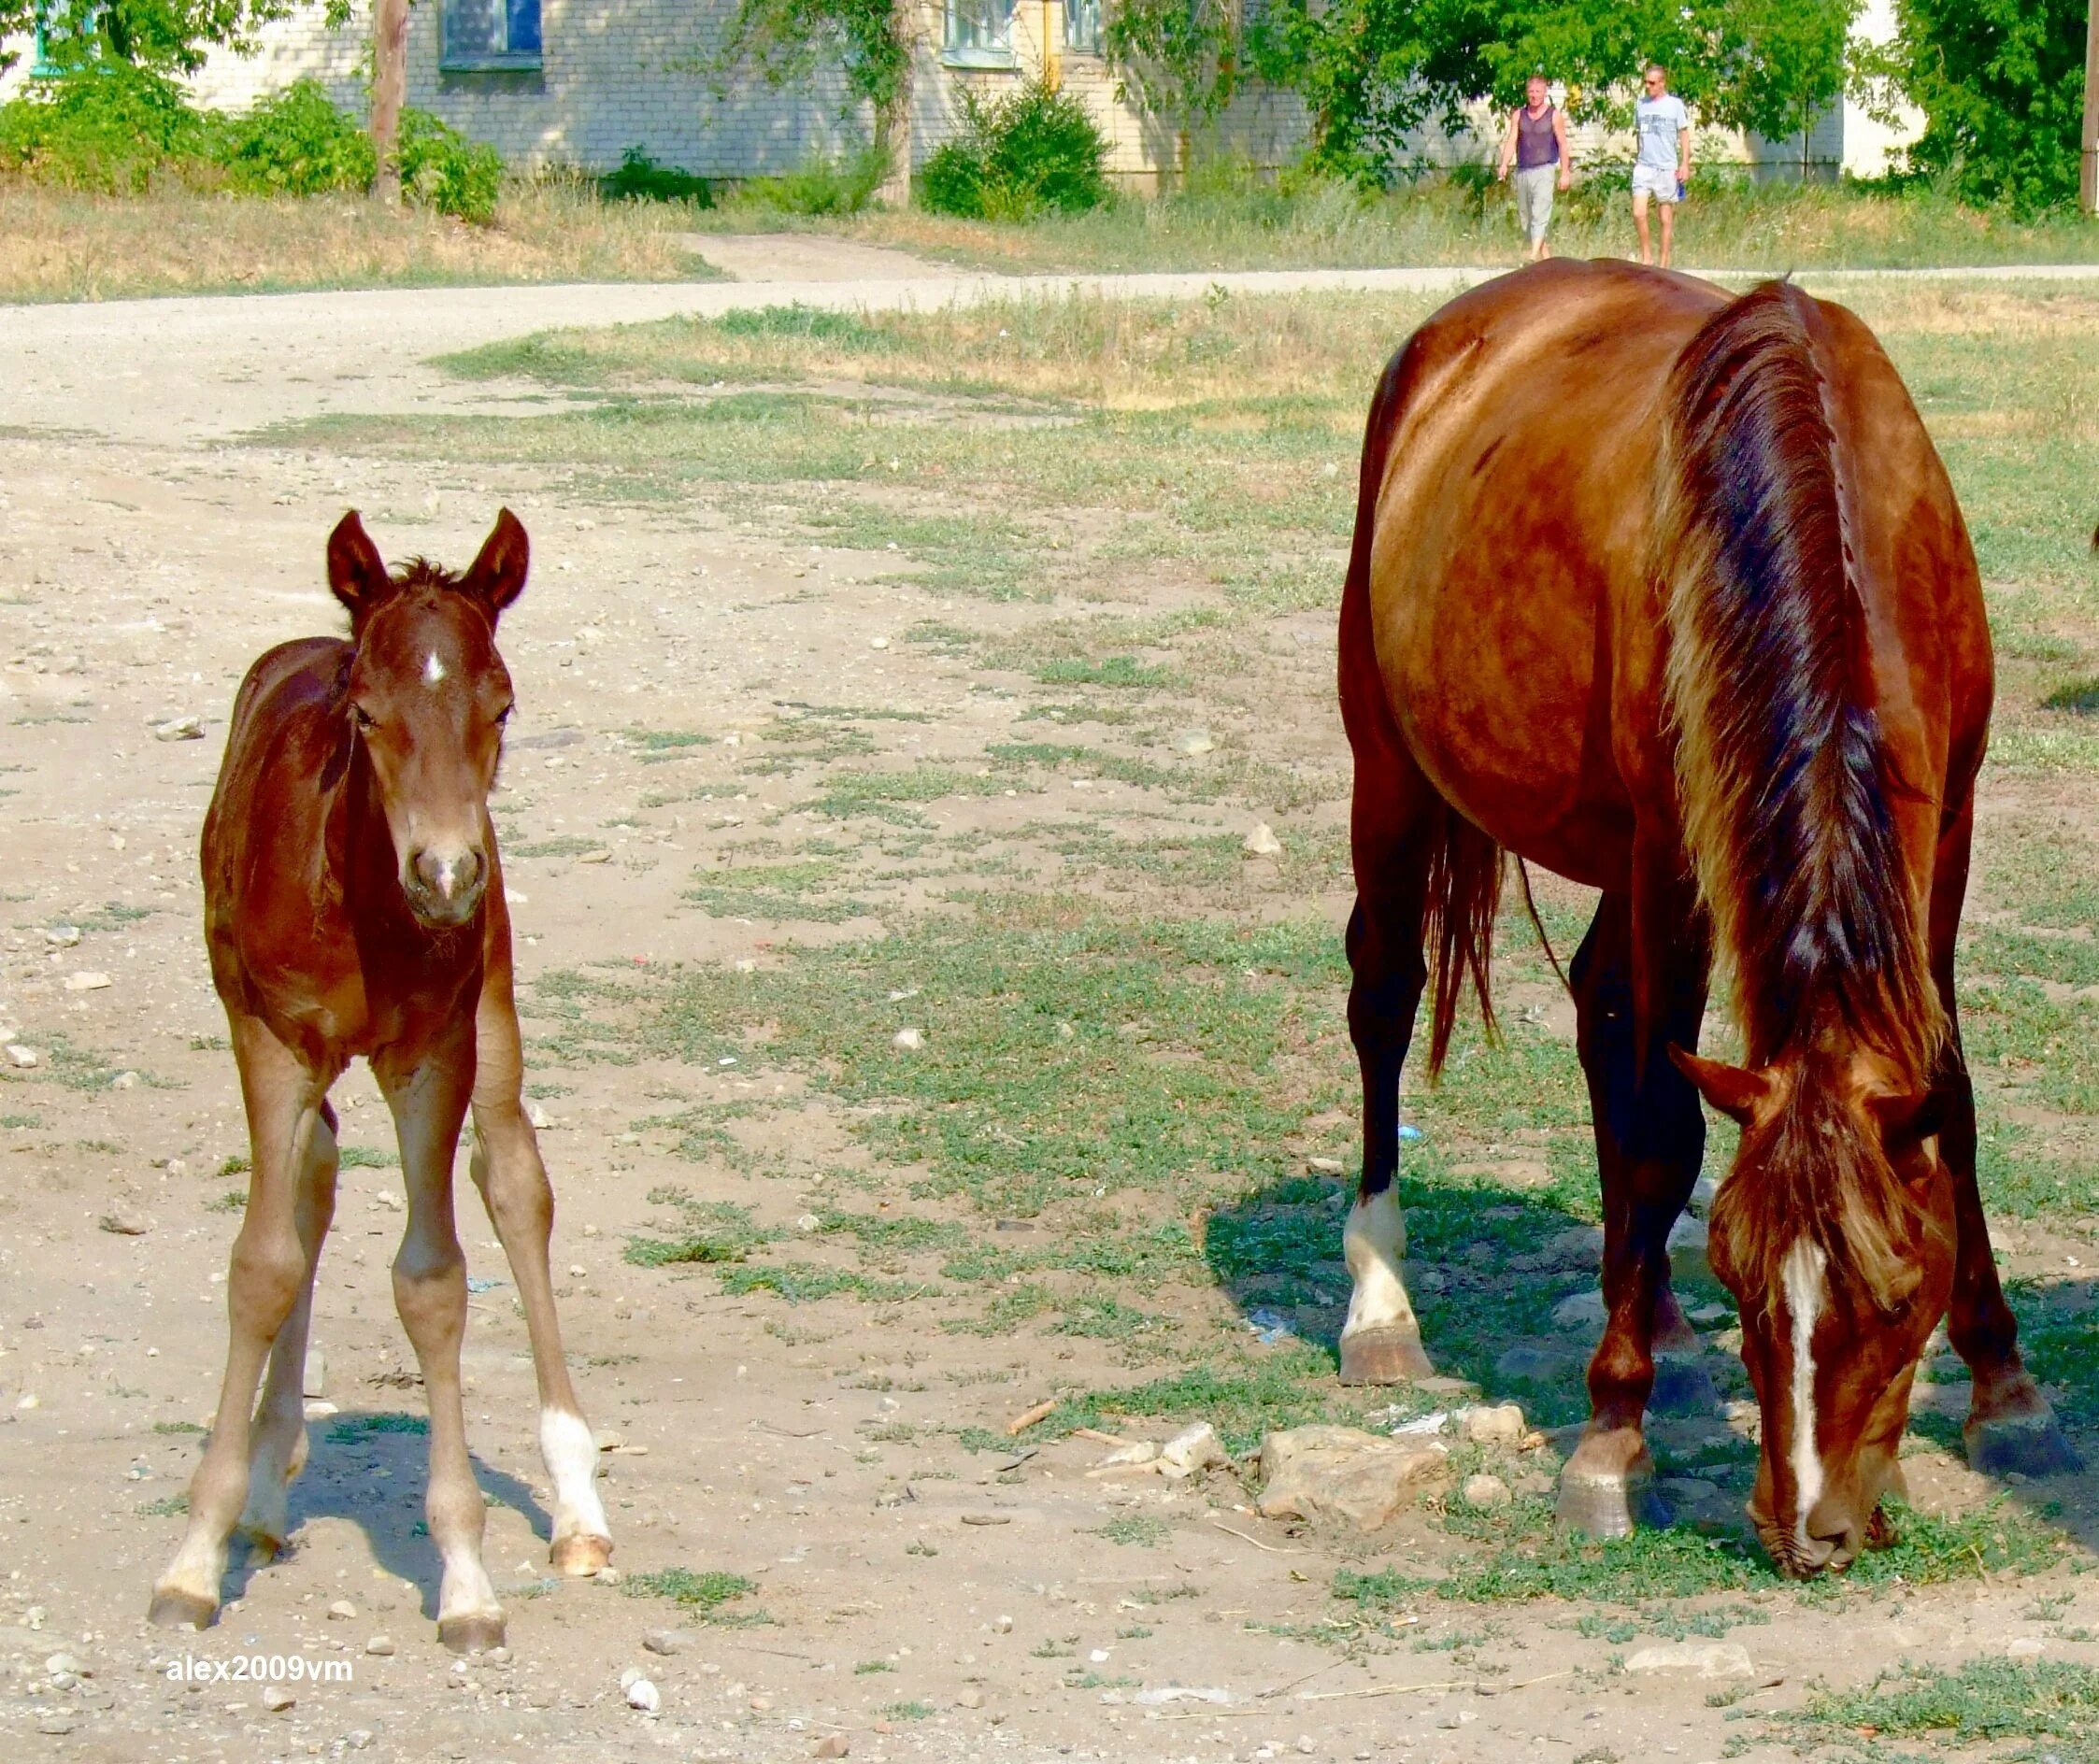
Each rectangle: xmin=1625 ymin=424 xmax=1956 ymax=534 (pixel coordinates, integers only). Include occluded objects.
xmin=1338 ymin=1325 xmax=1434 ymax=1386
xmin=1966 ymin=1403 xmax=2082 ymax=1480
xmin=550 ymin=1532 xmax=614 ymax=1578
xmin=437 ymin=1612 xmax=507 ymax=1655
xmin=147 ymin=1587 xmax=218 ymax=1631
xmin=1556 ymin=1433 xmax=1667 ymax=1539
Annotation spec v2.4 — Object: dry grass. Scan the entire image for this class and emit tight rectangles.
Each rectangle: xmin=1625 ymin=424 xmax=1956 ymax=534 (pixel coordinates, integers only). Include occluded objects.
xmin=0 ymin=178 xmax=718 ymax=303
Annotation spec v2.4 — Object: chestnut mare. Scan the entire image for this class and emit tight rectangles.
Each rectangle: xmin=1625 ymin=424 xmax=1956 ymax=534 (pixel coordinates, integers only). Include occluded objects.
xmin=150 ymin=511 xmax=612 ymax=1648
xmin=1337 ymin=262 xmax=2077 ymax=1573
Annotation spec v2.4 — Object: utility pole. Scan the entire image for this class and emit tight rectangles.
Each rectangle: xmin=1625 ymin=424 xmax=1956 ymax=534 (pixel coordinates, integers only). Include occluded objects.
xmin=2085 ymin=0 xmax=2099 ymax=213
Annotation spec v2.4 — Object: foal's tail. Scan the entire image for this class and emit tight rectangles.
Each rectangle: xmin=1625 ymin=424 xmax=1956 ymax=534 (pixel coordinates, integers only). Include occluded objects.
xmin=1340 ymin=344 xmax=1504 ymax=1081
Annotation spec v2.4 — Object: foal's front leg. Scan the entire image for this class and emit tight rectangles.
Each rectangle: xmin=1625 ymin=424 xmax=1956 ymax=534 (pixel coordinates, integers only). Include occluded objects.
xmin=378 ymin=1033 xmax=507 ymax=1652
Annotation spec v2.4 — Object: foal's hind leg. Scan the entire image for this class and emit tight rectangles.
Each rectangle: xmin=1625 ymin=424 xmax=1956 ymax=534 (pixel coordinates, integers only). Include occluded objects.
xmin=237 ymin=1101 xmax=340 ymax=1558
xmin=151 ymin=1017 xmax=333 ymax=1629
xmin=378 ymin=1031 xmax=506 ymax=1652
xmin=1338 ymin=757 xmax=1435 ymax=1386
xmin=467 ymin=911 xmax=612 ymax=1575
xmin=1557 ymin=883 xmax=1710 ymax=1537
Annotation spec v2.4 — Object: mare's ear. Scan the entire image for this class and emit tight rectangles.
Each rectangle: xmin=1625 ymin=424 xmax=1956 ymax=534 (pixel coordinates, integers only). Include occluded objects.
xmin=463 ymin=508 xmax=529 ymax=616
xmin=1668 ymin=1045 xmax=1774 ymax=1127
xmin=326 ymin=511 xmax=392 ymax=623
xmin=1865 ymin=1087 xmax=1947 ymax=1155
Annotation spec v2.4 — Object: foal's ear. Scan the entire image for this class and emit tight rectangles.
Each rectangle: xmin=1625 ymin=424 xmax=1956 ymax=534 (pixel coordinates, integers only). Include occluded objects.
xmin=326 ymin=511 xmax=392 ymax=622
xmin=1668 ymin=1045 xmax=1774 ymax=1127
xmin=463 ymin=507 xmax=529 ymax=616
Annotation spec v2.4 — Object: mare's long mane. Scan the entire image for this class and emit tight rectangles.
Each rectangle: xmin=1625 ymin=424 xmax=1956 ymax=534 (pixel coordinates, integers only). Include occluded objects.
xmin=1657 ymin=280 xmax=1947 ymax=1308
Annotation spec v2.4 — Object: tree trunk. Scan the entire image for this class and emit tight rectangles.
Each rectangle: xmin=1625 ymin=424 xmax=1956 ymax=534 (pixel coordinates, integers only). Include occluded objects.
xmin=874 ymin=2 xmax=916 ymax=207
xmin=370 ymin=0 xmax=411 ymax=205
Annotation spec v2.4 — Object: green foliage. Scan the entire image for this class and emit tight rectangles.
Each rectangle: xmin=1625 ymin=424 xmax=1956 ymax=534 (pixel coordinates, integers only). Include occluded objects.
xmin=221 ymin=78 xmax=374 ymax=196
xmin=395 ymin=107 xmax=504 ymax=224
xmin=1794 ymin=1657 xmax=2099 ymax=1749
xmin=1101 ymin=0 xmax=1240 ymax=166
xmin=1892 ymin=0 xmax=2089 ymax=215
xmin=600 ymin=146 xmax=713 ymax=206
xmin=3 ymin=0 xmax=293 ymax=76
xmin=621 ymin=1567 xmax=757 ymax=1613
xmin=920 ymin=78 xmax=1110 ymax=221
xmin=0 ymin=61 xmax=215 ymax=191
xmin=739 ymin=145 xmax=888 ymax=215
xmin=713 ymin=0 xmax=911 ymax=149
xmin=1709 ymin=0 xmax=1859 ymax=169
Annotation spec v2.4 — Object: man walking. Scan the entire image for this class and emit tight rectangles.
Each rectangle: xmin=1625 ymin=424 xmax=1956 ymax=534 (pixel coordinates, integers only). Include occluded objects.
xmin=1631 ymin=63 xmax=1691 ymax=267
xmin=1496 ymin=75 xmax=1573 ymax=262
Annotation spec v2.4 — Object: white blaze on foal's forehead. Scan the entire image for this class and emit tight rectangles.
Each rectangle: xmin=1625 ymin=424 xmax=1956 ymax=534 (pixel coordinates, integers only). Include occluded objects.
xmin=1781 ymin=1237 xmax=1829 ymax=1546
xmin=423 ymin=650 xmax=449 ymax=687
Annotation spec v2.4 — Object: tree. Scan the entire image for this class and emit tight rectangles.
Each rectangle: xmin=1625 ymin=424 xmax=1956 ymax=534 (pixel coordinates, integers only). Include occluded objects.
xmin=1706 ymin=0 xmax=1860 ymax=177
xmin=1893 ymin=0 xmax=2088 ymax=214
xmin=1 ymin=0 xmax=293 ymax=75
xmin=1099 ymin=0 xmax=1240 ymax=182
xmin=713 ymin=0 xmax=916 ymax=200
xmin=367 ymin=0 xmax=407 ymax=203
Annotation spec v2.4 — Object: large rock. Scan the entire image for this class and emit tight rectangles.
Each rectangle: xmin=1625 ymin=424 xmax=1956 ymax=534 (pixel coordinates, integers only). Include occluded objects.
xmin=1255 ymin=1427 xmax=1449 ymax=1530
xmin=1624 ymin=1642 xmax=1754 ymax=1680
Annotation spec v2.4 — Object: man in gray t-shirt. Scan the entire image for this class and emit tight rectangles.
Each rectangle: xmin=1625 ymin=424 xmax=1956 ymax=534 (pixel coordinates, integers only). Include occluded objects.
xmin=1631 ymin=64 xmax=1692 ymax=268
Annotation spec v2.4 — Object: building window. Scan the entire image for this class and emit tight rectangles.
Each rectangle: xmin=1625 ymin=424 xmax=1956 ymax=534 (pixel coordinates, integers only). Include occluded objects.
xmin=442 ymin=0 xmax=542 ymax=68
xmin=1065 ymin=0 xmax=1101 ymax=54
xmin=943 ymin=0 xmax=1015 ymax=67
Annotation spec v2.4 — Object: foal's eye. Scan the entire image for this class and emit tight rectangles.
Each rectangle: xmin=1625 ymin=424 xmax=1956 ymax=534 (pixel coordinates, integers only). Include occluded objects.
xmin=350 ymin=704 xmax=377 ymax=732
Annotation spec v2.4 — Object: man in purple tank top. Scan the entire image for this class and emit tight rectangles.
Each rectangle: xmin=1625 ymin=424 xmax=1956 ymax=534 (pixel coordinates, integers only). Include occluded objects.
xmin=1496 ymin=75 xmax=1573 ymax=263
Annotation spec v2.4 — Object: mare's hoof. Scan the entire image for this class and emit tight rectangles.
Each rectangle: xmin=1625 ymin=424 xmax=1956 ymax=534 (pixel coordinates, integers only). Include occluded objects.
xmin=1966 ymin=1405 xmax=2082 ymax=1480
xmin=148 ymin=1587 xmax=218 ymax=1631
xmin=1557 ymin=1433 xmax=1667 ymax=1538
xmin=437 ymin=1612 xmax=507 ymax=1655
xmin=550 ymin=1532 xmax=614 ymax=1577
xmin=1338 ymin=1325 xmax=1435 ymax=1386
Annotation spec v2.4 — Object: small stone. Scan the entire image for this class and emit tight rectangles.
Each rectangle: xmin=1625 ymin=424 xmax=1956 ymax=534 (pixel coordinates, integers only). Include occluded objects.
xmin=364 ymin=1635 xmax=395 ymax=1657
xmin=326 ymin=1599 xmax=356 ymax=1621
xmin=6 ymin=1045 xmax=41 ymax=1069
xmin=485 ymin=1646 xmax=511 ymax=1666
xmin=2006 ymin=1637 xmax=2047 ymax=1658
xmin=97 ymin=1212 xmax=150 ymax=1236
xmin=18 ymin=1393 xmax=39 ymax=1410
xmin=1459 ymin=1402 xmax=1528 ymax=1446
xmin=642 ymin=1629 xmax=683 ymax=1656
xmin=1158 ymin=1422 xmax=1227 ymax=1480
xmin=1255 ymin=1426 xmax=1449 ymax=1530
xmin=992 ymin=1615 xmax=1013 ymax=1633
xmin=44 ymin=925 xmax=81 ymax=947
xmin=154 ymin=716 xmax=206 ymax=742
xmin=346 ymin=1730 xmax=375 ymax=1749
xmin=595 ymin=1429 xmax=624 ymax=1451
xmin=45 ymin=1652 xmax=84 ymax=1678
xmin=595 ymin=1567 xmax=623 ymax=1586
xmin=1550 ymin=1289 xmax=1606 ymax=1330
xmin=1174 ymin=729 xmax=1216 ymax=757
xmin=956 ymin=1687 xmax=984 ymax=1709
xmin=569 ymin=1263 xmax=588 ymax=1278
xmin=578 ymin=849 xmax=613 ymax=865
xmin=110 ymin=1070 xmax=138 ymax=1090
xmin=1462 ymin=1473 xmax=1511 ymax=1508
xmin=262 ymin=1685 xmax=295 ymax=1712
xmin=869 ymin=635 xmax=890 ymax=650
xmin=64 ymin=971 xmax=112 ymax=992
xmin=305 ymin=1348 xmax=328 ymax=1400
xmin=1625 ymin=1642 xmax=1754 ymax=1680
xmin=1243 ymin=822 xmax=1284 ymax=858
xmin=813 ymin=1735 xmax=851 ymax=1758
xmin=1089 ymin=1440 xmax=1159 ymax=1475
xmin=36 ymin=1713 xmax=77 ymax=1736
xmin=163 ymin=1158 xmax=190 ymax=1181
xmin=524 ymin=1100 xmax=550 ymax=1129
xmin=623 ymin=1673 xmax=660 ymax=1712
xmin=892 ymin=1027 xmax=922 ymax=1051
xmin=1667 ymin=1215 xmax=1711 ymax=1282
xmin=1307 ymin=1156 xmax=1347 ymax=1175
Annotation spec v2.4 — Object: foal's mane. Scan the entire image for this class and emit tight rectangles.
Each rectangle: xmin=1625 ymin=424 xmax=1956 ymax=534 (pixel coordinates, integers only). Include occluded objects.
xmin=1658 ymin=281 xmax=1947 ymax=1308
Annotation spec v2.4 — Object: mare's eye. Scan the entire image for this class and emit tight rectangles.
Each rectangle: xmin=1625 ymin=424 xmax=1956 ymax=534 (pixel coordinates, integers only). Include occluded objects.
xmin=495 ymin=704 xmax=514 ymax=726
xmin=351 ymin=704 xmax=377 ymax=732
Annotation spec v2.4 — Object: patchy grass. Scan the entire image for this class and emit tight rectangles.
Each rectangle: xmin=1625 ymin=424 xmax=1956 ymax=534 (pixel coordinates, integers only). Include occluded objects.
xmin=621 ymin=1568 xmax=757 ymax=1615
xmin=1791 ymin=1657 xmax=2099 ymax=1755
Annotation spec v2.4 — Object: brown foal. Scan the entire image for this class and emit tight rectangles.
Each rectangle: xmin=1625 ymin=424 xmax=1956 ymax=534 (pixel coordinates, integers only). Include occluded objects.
xmin=150 ymin=510 xmax=612 ymax=1649
xmin=1337 ymin=262 xmax=2075 ymax=1572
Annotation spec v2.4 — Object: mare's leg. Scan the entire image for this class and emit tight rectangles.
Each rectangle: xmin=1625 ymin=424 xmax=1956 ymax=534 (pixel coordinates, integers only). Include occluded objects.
xmin=468 ymin=893 xmax=613 ymax=1573
xmin=1338 ymin=753 xmax=1436 ymax=1386
xmin=1557 ymin=876 xmax=1711 ymax=1536
xmin=378 ymin=1030 xmax=506 ymax=1651
xmin=237 ymin=1100 xmax=340 ymax=1556
xmin=1927 ymin=802 xmax=2078 ymax=1476
xmin=150 ymin=1017 xmax=333 ymax=1628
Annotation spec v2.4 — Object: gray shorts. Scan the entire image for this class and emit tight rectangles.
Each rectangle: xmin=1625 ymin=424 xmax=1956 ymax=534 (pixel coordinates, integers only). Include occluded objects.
xmin=1513 ymin=164 xmax=1556 ymax=242
xmin=1631 ymin=162 xmax=1678 ymax=203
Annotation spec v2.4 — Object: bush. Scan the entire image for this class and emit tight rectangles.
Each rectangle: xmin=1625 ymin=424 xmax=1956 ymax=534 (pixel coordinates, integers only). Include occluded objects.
xmin=221 ymin=79 xmax=374 ymax=197
xmin=920 ymin=78 xmax=1109 ymax=220
xmin=395 ymin=107 xmax=505 ymax=224
xmin=739 ymin=144 xmax=888 ymax=215
xmin=0 ymin=62 xmax=217 ymax=192
xmin=601 ymin=146 xmax=714 ymax=206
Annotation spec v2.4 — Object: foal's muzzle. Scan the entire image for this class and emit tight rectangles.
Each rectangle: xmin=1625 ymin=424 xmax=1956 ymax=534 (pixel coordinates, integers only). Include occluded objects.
xmin=404 ymin=845 xmax=488 ymax=925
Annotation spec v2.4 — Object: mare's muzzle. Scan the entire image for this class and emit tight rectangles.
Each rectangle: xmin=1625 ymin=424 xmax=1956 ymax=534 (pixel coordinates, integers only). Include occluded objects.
xmin=404 ymin=844 xmax=488 ymax=925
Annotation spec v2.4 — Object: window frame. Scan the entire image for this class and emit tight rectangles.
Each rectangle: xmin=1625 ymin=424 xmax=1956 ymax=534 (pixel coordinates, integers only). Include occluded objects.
xmin=942 ymin=0 xmax=1017 ymax=70
xmin=440 ymin=0 xmax=544 ymax=73
xmin=1064 ymin=0 xmax=1102 ymax=56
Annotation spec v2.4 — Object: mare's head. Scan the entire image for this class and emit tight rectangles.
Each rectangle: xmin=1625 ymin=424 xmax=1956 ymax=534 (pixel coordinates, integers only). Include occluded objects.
xmin=1673 ymin=1039 xmax=1956 ymax=1575
xmin=327 ymin=508 xmax=527 ymax=928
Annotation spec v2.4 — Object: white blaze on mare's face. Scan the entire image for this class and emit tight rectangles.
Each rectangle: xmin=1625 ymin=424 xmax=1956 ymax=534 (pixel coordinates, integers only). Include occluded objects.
xmin=1781 ymin=1237 xmax=1829 ymax=1554
xmin=423 ymin=650 xmax=448 ymax=687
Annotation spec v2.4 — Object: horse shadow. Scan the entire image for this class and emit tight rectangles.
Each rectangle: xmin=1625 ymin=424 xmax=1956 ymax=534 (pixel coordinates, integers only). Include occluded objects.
xmin=215 ymin=1408 xmax=552 ymax=1621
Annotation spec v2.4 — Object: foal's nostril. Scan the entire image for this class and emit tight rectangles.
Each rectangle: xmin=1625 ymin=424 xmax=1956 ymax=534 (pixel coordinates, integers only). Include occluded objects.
xmin=410 ymin=847 xmax=484 ymax=903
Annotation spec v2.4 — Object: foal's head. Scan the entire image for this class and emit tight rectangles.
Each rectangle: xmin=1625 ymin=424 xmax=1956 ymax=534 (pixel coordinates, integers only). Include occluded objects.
xmin=1674 ymin=1038 xmax=1957 ymax=1576
xmin=326 ymin=508 xmax=527 ymax=929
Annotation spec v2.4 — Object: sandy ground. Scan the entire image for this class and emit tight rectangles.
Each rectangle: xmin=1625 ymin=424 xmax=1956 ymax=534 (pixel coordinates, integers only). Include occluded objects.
xmin=2 ymin=237 xmax=2097 ymax=1764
